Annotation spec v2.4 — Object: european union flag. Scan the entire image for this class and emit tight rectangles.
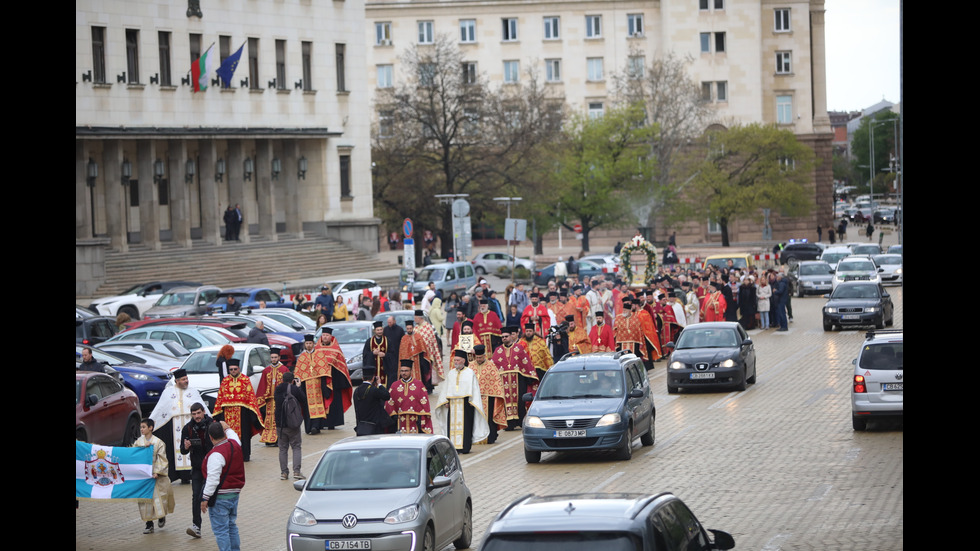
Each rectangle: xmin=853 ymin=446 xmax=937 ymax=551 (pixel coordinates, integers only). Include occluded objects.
xmin=217 ymin=43 xmax=245 ymax=88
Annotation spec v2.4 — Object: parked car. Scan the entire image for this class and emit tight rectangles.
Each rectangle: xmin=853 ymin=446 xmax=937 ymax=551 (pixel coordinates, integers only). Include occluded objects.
xmin=831 ymin=256 xmax=882 ymax=290
xmin=76 ymin=344 xmax=172 ymax=415
xmin=664 ymin=322 xmax=757 ymax=394
xmin=410 ymin=262 xmax=477 ymax=302
xmin=88 ymin=280 xmax=202 ymax=320
xmin=247 ymin=307 xmax=317 ymax=332
xmin=95 ymin=338 xmax=190 ymax=358
xmin=373 ymin=310 xmax=430 ymax=332
xmin=851 ymin=329 xmax=903 ymax=430
xmin=107 ymin=323 xmax=235 ymax=351
xmin=143 ymin=285 xmax=221 ymax=319
xmin=522 ymin=351 xmax=655 ymax=463
xmin=822 ymin=282 xmax=894 ymax=331
xmin=702 ymin=253 xmax=752 ymax=270
xmin=479 ymin=492 xmax=734 ymax=551
xmin=471 ymin=252 xmax=535 ymax=275
xmin=579 ymin=254 xmax=621 ymax=275
xmin=76 ymin=372 xmax=142 ymax=446
xmin=93 ymin=344 xmax=185 ymax=371
xmin=533 ymin=260 xmax=604 ymax=286
xmin=872 ymin=254 xmax=903 ymax=285
xmin=287 ymin=434 xmax=473 ymax=551
xmin=76 ymin=315 xmax=118 ymax=345
xmin=787 ymin=261 xmax=834 ymax=297
xmin=778 ymin=240 xmax=824 ymax=265
xmin=178 ymin=343 xmax=271 ymax=406
xmin=208 ymin=287 xmax=294 ymax=312
xmin=324 ymin=279 xmax=383 ymax=313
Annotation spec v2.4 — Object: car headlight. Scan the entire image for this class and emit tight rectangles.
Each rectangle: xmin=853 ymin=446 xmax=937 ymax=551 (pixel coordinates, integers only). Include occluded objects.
xmin=596 ymin=413 xmax=621 ymax=427
xmin=290 ymin=507 xmax=317 ymax=526
xmin=719 ymin=359 xmax=735 ymax=368
xmin=836 ymin=274 xmax=845 ymax=281
xmin=864 ymin=306 xmax=878 ymax=312
xmin=668 ymin=361 xmax=685 ymax=370
xmin=384 ymin=504 xmax=419 ymax=524
xmin=802 ymin=281 xmax=814 ymax=287
xmin=525 ymin=416 xmax=544 ymax=428
xmin=895 ymin=268 xmax=902 ymax=275
xmin=825 ymin=307 xmax=838 ymax=313
xmin=129 ymin=373 xmax=151 ymax=381
xmin=347 ymin=353 xmax=362 ymax=365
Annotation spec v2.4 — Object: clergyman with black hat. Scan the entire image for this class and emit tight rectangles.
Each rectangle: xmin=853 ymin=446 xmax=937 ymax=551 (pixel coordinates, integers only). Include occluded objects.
xmin=363 ymin=320 xmax=396 ymax=386
xmin=149 ymin=367 xmax=211 ymax=483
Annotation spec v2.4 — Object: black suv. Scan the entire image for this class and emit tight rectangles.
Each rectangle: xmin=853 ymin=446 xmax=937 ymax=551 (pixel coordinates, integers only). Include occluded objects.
xmin=778 ymin=241 xmax=823 ymax=265
xmin=479 ymin=493 xmax=735 ymax=551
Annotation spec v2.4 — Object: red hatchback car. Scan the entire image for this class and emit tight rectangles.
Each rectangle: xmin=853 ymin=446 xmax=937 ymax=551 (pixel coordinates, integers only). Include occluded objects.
xmin=76 ymin=372 xmax=141 ymax=446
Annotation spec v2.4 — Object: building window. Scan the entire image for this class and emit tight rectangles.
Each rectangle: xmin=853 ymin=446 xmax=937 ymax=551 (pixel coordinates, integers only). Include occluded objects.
xmin=776 ymin=95 xmax=793 ymax=124
xmin=716 ymin=81 xmax=727 ymax=102
xmin=377 ymin=64 xmax=393 ymax=88
xmin=545 ymin=59 xmax=561 ymax=82
xmin=627 ymin=56 xmax=644 ymax=79
xmin=628 ymin=14 xmax=644 ymax=37
xmin=91 ymin=27 xmax=106 ymax=84
xmin=460 ymin=19 xmax=476 ymax=43
xmin=378 ymin=111 xmax=394 ymax=138
xmin=418 ymin=21 xmax=434 ymax=44
xmin=248 ymin=37 xmax=260 ymax=89
xmin=700 ymin=33 xmax=710 ymax=53
xmin=158 ymin=32 xmax=172 ymax=86
xmin=503 ymin=60 xmax=519 ymax=83
xmin=158 ymin=179 xmax=169 ymax=205
xmin=587 ymin=58 xmax=604 ymax=81
xmin=708 ymin=218 xmax=721 ymax=234
xmin=376 ymin=22 xmax=392 ymax=45
xmin=218 ymin=36 xmax=231 ymax=87
xmin=129 ymin=180 xmax=140 ymax=207
xmin=780 ymin=157 xmax=796 ymax=170
xmin=502 ymin=18 xmax=518 ymax=41
xmin=419 ymin=63 xmax=436 ymax=86
xmin=340 ymin=155 xmax=352 ymax=198
xmin=701 ymin=81 xmax=727 ymax=102
xmin=302 ymin=41 xmax=312 ymax=91
xmin=715 ymin=32 xmax=726 ymax=53
xmin=774 ymin=9 xmax=791 ymax=32
xmin=700 ymin=0 xmax=725 ymax=9
xmin=275 ymin=40 xmax=286 ymax=89
xmin=585 ymin=15 xmax=602 ymax=38
xmin=544 ymin=16 xmax=560 ymax=40
xmin=336 ymin=44 xmax=346 ymax=92
xmin=463 ymin=107 xmax=479 ymax=135
xmin=776 ymin=51 xmax=791 ymax=74
xmin=701 ymin=82 xmax=712 ymax=101
xmin=462 ymin=62 xmax=477 ymax=85
xmin=588 ymin=102 xmax=604 ymax=119
xmin=715 ymin=0 xmax=725 ymax=8
xmin=125 ymin=29 xmax=140 ymax=83
xmin=700 ymin=32 xmax=726 ymax=53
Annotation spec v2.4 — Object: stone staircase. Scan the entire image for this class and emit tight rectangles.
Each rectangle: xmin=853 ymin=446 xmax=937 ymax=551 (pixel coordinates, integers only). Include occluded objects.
xmin=85 ymin=234 xmax=401 ymax=299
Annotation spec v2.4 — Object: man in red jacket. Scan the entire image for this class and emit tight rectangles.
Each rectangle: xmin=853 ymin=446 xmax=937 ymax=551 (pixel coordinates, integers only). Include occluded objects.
xmin=201 ymin=422 xmax=245 ymax=551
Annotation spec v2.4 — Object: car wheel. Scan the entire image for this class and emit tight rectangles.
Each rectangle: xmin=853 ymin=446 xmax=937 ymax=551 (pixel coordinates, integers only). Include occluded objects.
xmin=875 ymin=316 xmax=885 ymax=330
xmin=423 ymin=525 xmax=435 ymax=551
xmin=667 ymin=385 xmax=678 ymax=394
xmin=852 ymin=416 xmax=868 ymax=431
xmin=453 ymin=501 xmax=472 ymax=549
xmin=615 ymin=426 xmax=633 ymax=461
xmin=747 ymin=365 xmax=757 ymax=384
xmin=640 ymin=425 xmax=655 ymax=447
xmin=524 ymin=448 xmax=541 ymax=464
xmin=886 ymin=316 xmax=894 ymax=327
xmin=122 ymin=416 xmax=140 ymax=446
xmin=118 ymin=305 xmax=140 ymax=320
xmin=823 ymin=318 xmax=833 ymax=332
xmin=475 ymin=266 xmax=485 ymax=275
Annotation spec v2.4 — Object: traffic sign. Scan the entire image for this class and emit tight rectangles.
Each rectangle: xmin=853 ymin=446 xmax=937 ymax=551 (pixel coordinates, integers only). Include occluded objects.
xmin=403 ymin=218 xmax=413 ymax=238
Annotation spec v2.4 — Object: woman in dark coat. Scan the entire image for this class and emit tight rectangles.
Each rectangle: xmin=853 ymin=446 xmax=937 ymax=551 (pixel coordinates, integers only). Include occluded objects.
xmin=737 ymin=277 xmax=758 ymax=330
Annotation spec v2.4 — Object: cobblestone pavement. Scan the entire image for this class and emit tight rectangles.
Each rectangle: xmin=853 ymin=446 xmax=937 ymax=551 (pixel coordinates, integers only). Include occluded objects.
xmin=77 ymin=286 xmax=903 ymax=551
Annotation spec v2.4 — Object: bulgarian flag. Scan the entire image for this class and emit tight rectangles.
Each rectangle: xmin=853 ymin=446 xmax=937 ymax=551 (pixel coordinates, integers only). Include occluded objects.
xmin=191 ymin=44 xmax=217 ymax=92
xmin=76 ymin=441 xmax=155 ymax=501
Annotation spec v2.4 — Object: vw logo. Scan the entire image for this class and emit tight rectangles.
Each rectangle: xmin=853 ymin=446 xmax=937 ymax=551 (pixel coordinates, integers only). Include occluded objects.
xmin=895 ymin=373 xmax=903 ymax=381
xmin=341 ymin=514 xmax=358 ymax=528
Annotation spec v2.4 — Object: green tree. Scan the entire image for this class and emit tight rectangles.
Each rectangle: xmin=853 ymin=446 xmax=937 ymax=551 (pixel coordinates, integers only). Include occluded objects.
xmin=678 ymin=123 xmax=815 ymax=247
xmin=850 ymin=110 xmax=900 ymax=189
xmin=545 ymin=104 xmax=657 ymax=252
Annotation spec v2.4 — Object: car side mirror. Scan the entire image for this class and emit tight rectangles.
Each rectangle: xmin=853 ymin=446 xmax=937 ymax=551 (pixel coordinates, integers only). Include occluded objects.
xmin=629 ymin=388 xmax=643 ymax=398
xmin=741 ymin=338 xmax=753 ymax=347
xmin=86 ymin=394 xmax=99 ymax=407
xmin=709 ymin=529 xmax=736 ymax=550
xmin=429 ymin=475 xmax=451 ymax=490
xmin=664 ymin=341 xmax=675 ymax=350
xmin=522 ymin=392 xmax=534 ymax=403
xmin=293 ymin=479 xmax=306 ymax=491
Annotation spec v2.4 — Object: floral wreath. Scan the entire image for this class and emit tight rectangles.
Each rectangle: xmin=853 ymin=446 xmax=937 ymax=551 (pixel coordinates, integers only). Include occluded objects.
xmin=620 ymin=234 xmax=658 ymax=286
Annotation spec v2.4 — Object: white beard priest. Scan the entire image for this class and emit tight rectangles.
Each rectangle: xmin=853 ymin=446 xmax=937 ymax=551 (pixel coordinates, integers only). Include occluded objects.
xmin=433 ymin=349 xmax=489 ymax=454
xmin=149 ymin=368 xmax=209 ymax=482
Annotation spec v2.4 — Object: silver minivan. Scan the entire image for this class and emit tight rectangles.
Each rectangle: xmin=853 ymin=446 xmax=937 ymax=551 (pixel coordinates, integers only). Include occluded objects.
xmin=411 ymin=262 xmax=477 ymax=301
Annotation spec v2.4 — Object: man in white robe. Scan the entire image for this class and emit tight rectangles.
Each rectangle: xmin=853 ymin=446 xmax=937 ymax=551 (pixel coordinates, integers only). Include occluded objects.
xmin=432 ymin=349 xmax=489 ymax=454
xmin=149 ymin=368 xmax=210 ymax=481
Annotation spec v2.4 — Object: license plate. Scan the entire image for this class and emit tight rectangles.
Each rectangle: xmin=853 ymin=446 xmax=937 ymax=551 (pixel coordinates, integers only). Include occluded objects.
xmin=327 ymin=541 xmax=371 ymax=550
xmin=690 ymin=373 xmax=715 ymax=380
xmin=882 ymin=383 xmax=903 ymax=391
xmin=842 ymin=314 xmax=860 ymax=320
xmin=554 ymin=430 xmax=587 ymax=437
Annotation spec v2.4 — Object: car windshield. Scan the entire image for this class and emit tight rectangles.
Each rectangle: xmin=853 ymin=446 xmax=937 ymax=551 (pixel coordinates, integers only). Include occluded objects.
xmin=416 ymin=268 xmax=446 ymax=281
xmin=182 ymin=350 xmax=243 ymax=374
xmin=831 ymin=285 xmax=880 ymax=299
xmin=675 ymin=328 xmax=739 ymax=349
xmin=482 ymin=533 xmax=638 ymax=551
xmin=800 ymin=264 xmax=832 ymax=276
xmin=822 ymin=253 xmax=849 ymax=265
xmin=852 ymin=246 xmax=880 ymax=255
xmin=535 ymin=370 xmax=625 ymax=399
xmin=859 ymin=342 xmax=903 ymax=370
xmin=873 ymin=255 xmax=901 ymax=266
xmin=156 ymin=291 xmax=196 ymax=306
xmin=120 ymin=283 xmax=148 ymax=295
xmin=198 ymin=328 xmax=233 ymax=345
xmin=838 ymin=261 xmax=875 ymax=272
xmin=330 ymin=324 xmax=371 ymax=344
xmin=307 ymin=448 xmax=421 ymax=490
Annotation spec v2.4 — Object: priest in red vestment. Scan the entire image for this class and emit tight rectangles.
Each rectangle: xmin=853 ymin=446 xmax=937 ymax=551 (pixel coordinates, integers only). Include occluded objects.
xmin=213 ymin=358 xmax=263 ymax=461
xmin=385 ymin=360 xmax=433 ymax=434
xmin=255 ymin=348 xmax=290 ymax=444
xmin=491 ymin=326 xmax=538 ymax=430
xmin=589 ymin=308 xmax=616 ymax=352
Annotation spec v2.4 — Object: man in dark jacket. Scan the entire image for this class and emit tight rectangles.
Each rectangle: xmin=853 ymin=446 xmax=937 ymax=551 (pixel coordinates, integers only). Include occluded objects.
xmin=275 ymin=372 xmax=307 ymax=480
xmin=353 ymin=376 xmax=392 ymax=436
xmin=180 ymin=403 xmax=214 ymax=539
xmin=246 ymin=321 xmax=270 ymax=346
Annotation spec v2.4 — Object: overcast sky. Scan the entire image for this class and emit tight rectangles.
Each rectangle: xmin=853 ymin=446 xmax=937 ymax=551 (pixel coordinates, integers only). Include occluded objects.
xmin=824 ymin=0 xmax=901 ymax=112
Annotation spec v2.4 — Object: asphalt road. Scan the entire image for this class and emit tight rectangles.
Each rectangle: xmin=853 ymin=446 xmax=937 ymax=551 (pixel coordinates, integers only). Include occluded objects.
xmin=76 ymin=285 xmax=904 ymax=551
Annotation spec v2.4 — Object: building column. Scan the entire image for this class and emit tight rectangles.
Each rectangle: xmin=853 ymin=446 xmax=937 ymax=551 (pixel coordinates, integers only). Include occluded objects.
xmin=77 ymin=141 xmax=92 ymax=239
xmin=809 ymin=1 xmax=831 ymax=133
xmin=102 ymin=140 xmax=128 ymax=253
xmin=168 ymin=140 xmax=192 ymax=247
xmin=137 ymin=140 xmax=161 ymax=250
xmin=283 ymin=139 xmax=303 ymax=237
xmin=255 ymin=138 xmax=277 ymax=241
xmin=227 ymin=140 xmax=248 ymax=243
xmin=198 ymin=140 xmax=222 ymax=245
